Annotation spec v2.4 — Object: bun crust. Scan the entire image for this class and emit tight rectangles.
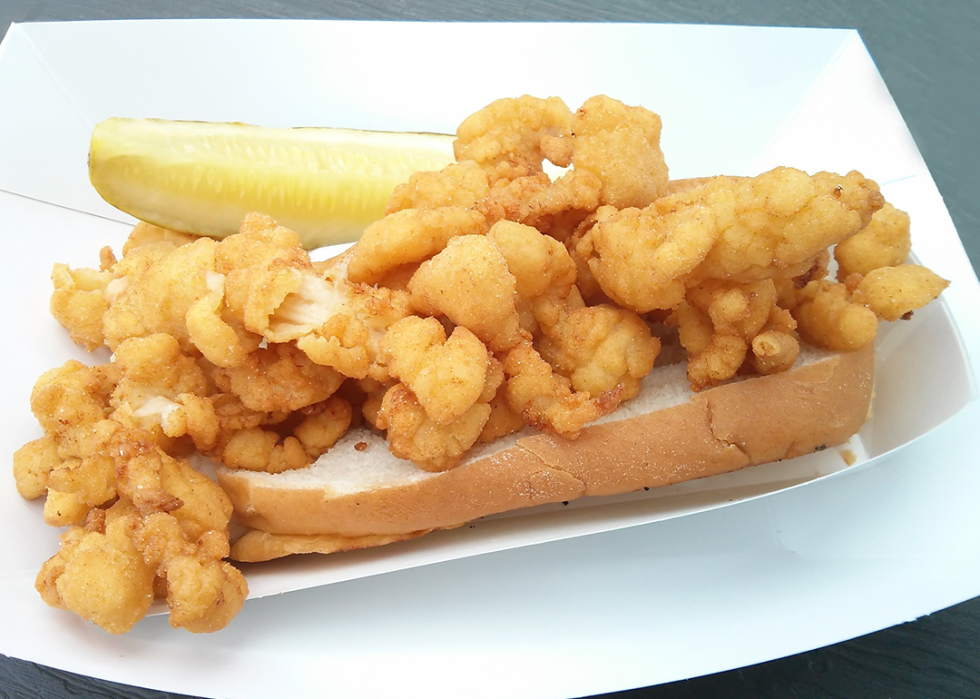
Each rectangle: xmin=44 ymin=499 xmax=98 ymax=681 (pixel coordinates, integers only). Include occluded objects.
xmin=220 ymin=345 xmax=873 ymax=562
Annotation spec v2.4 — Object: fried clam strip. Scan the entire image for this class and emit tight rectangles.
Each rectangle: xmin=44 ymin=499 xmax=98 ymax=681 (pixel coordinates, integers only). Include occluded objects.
xmin=789 ymin=264 xmax=949 ymax=351
xmin=670 ymin=279 xmax=800 ymax=390
xmin=570 ymin=94 xmax=669 ymax=209
xmin=502 ymin=339 xmax=625 ymax=437
xmin=834 ymin=202 xmax=912 ymax=279
xmin=454 ymin=95 xmax=575 ymax=179
xmin=580 ymin=167 xmax=885 ymax=313
xmin=16 ymin=359 xmax=245 ymax=634
xmin=346 ymin=207 xmax=489 ymax=286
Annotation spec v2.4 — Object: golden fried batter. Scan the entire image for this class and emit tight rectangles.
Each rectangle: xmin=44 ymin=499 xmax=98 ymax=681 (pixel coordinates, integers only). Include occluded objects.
xmin=582 ymin=168 xmax=883 ymax=313
xmin=213 ymin=343 xmax=345 ymax=413
xmin=454 ymin=95 xmax=574 ymax=176
xmin=20 ymin=92 xmax=952 ymax=635
xmin=834 ymin=203 xmax=912 ymax=279
xmin=502 ymin=340 xmax=624 ymax=437
xmin=850 ymin=264 xmax=949 ymax=321
xmin=571 ymin=95 xmax=669 ymax=208
xmin=381 ymin=316 xmax=492 ymax=425
xmin=377 ymin=383 xmax=492 ymax=472
xmin=347 ymin=207 xmax=488 ymax=285
xmin=408 ymin=235 xmax=524 ymax=353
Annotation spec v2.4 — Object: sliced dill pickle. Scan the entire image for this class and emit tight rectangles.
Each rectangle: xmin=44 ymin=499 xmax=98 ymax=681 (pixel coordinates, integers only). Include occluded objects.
xmin=89 ymin=118 xmax=456 ymax=249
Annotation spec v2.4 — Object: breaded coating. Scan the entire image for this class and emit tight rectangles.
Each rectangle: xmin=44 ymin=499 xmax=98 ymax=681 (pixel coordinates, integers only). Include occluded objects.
xmin=295 ymin=282 xmax=413 ymax=381
xmin=571 ymin=95 xmax=669 ymax=208
xmin=18 ymin=93 xmax=953 ymax=634
xmin=502 ymin=340 xmax=624 ymax=437
xmin=478 ymin=394 xmax=526 ymax=443
xmin=834 ymin=203 xmax=912 ymax=279
xmin=134 ymin=509 xmax=246 ymax=633
xmin=43 ymin=490 xmax=91 ymax=527
xmin=13 ymin=436 xmax=62 ymax=500
xmin=292 ymin=396 xmax=353 ymax=457
xmin=377 ymin=383 xmax=492 ymax=472
xmin=583 ymin=168 xmax=884 ymax=313
xmin=221 ymin=427 xmax=309 ymax=472
xmin=408 ymin=235 xmax=524 ymax=353
xmin=487 ymin=220 xmax=577 ymax=300
xmin=347 ymin=207 xmax=488 ymax=285
xmin=673 ymin=279 xmax=782 ymax=389
xmin=850 ymin=264 xmax=950 ymax=322
xmin=185 ymin=271 xmax=262 ymax=368
xmin=454 ymin=95 xmax=574 ymax=176
xmin=50 ymin=264 xmax=113 ymax=351
xmin=36 ymin=509 xmax=155 ymax=634
xmin=476 ymin=169 xmax=603 ymax=235
xmin=697 ymin=169 xmax=883 ymax=281
xmin=220 ymin=397 xmax=352 ymax=473
xmin=386 ymin=160 xmax=491 ymax=213
xmin=213 ymin=343 xmax=345 ymax=413
xmin=792 ymin=280 xmax=879 ymax=351
xmin=104 ymin=236 xmax=220 ymax=352
xmin=109 ymin=334 xmax=218 ymax=451
xmin=538 ymin=303 xmax=660 ymax=399
xmin=381 ymin=316 xmax=492 ymax=425
xmin=749 ymin=306 xmax=800 ymax=376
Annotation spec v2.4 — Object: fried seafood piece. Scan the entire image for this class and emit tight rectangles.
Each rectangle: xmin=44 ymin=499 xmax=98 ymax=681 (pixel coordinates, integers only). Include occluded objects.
xmin=834 ymin=203 xmax=912 ymax=279
xmin=24 ymin=362 xmax=123 ymax=521
xmin=570 ymin=95 xmax=669 ymax=208
xmin=486 ymin=219 xmax=579 ymax=334
xmin=748 ymin=306 xmax=801 ymax=376
xmin=791 ymin=263 xmax=948 ymax=351
xmin=216 ymin=213 xmax=330 ymax=343
xmin=13 ymin=436 xmax=62 ymax=500
xmin=386 ymin=160 xmax=491 ymax=213
xmin=29 ymin=360 xmax=116 ymax=445
xmin=454 ymin=95 xmax=574 ymax=177
xmin=502 ymin=340 xmax=624 ymax=437
xmin=133 ymin=512 xmax=246 ymax=633
xmin=50 ymin=264 xmax=114 ymax=351
xmin=475 ymin=169 xmax=603 ymax=236
xmin=377 ymin=383 xmax=493 ymax=472
xmin=671 ymin=279 xmax=797 ymax=390
xmin=212 ymin=343 xmax=345 ymax=413
xmin=35 ymin=425 xmax=244 ymax=634
xmin=791 ymin=280 xmax=880 ymax=352
xmin=537 ymin=302 xmax=660 ymax=399
xmin=849 ymin=264 xmax=949 ymax=322
xmin=380 ymin=316 xmax=493 ymax=425
xmin=109 ymin=334 xmax=218 ymax=451
xmin=294 ymin=282 xmax=414 ymax=382
xmin=103 ymin=235 xmax=222 ymax=352
xmin=220 ymin=396 xmax=352 ymax=473
xmin=36 ymin=505 xmax=155 ymax=635
xmin=347 ymin=207 xmax=488 ymax=285
xmin=408 ymin=234 xmax=524 ymax=353
xmin=185 ymin=270 xmax=262 ymax=368
xmin=582 ymin=168 xmax=884 ymax=313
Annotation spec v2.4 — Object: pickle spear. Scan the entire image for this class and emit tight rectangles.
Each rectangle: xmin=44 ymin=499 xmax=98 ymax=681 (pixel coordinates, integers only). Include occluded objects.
xmin=89 ymin=118 xmax=456 ymax=249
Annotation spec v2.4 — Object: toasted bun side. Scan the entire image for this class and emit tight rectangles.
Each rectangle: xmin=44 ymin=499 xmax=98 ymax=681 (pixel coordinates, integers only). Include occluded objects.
xmin=218 ymin=344 xmax=874 ymax=558
xmin=231 ymin=529 xmax=436 ymax=563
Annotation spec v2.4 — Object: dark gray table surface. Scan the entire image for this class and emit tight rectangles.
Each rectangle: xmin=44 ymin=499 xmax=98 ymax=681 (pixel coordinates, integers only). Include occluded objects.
xmin=1 ymin=2 xmax=978 ymax=698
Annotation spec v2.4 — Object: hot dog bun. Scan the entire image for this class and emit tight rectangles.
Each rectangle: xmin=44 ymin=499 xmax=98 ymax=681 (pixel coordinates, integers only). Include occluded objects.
xmin=220 ymin=343 xmax=874 ymax=562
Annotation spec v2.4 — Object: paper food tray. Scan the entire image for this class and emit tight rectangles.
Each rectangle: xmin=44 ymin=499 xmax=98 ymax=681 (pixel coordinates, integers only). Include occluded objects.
xmin=1 ymin=19 xmax=979 ymax=699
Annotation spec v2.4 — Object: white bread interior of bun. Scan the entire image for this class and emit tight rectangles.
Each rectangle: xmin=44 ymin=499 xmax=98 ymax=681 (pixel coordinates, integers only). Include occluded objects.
xmin=218 ymin=342 xmax=874 ymax=562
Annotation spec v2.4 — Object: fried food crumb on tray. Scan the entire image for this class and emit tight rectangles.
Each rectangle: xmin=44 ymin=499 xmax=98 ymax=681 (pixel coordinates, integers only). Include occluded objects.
xmin=14 ymin=93 xmax=949 ymax=633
